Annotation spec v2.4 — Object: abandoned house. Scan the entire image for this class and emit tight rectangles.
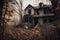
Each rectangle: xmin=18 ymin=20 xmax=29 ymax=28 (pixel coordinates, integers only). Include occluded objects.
xmin=23 ymin=2 xmax=55 ymax=27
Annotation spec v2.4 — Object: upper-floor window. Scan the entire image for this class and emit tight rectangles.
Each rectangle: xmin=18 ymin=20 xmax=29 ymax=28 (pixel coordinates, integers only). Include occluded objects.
xmin=37 ymin=11 xmax=39 ymax=15
xmin=44 ymin=8 xmax=46 ymax=14
xmin=28 ymin=9 xmax=31 ymax=14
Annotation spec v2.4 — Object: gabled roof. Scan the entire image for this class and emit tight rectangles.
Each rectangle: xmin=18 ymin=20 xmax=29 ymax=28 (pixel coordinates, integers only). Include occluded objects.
xmin=24 ymin=4 xmax=34 ymax=10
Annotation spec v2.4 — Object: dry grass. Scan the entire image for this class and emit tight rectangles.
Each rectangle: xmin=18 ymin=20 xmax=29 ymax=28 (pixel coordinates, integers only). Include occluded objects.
xmin=3 ymin=27 xmax=44 ymax=40
xmin=3 ymin=23 xmax=59 ymax=40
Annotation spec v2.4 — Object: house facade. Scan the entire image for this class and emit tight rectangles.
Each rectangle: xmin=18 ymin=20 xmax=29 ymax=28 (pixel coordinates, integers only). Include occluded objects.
xmin=23 ymin=2 xmax=54 ymax=27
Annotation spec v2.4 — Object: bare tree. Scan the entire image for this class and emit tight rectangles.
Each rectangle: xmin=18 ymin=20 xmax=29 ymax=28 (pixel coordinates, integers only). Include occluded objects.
xmin=2 ymin=0 xmax=23 ymax=29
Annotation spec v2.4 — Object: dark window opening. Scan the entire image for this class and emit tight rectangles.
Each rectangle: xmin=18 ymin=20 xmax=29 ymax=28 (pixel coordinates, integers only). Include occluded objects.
xmin=44 ymin=9 xmax=46 ymax=14
xmin=24 ymin=16 xmax=28 ymax=22
xmin=43 ymin=17 xmax=47 ymax=23
xmin=37 ymin=11 xmax=39 ymax=15
xmin=44 ymin=7 xmax=51 ymax=14
xmin=28 ymin=9 xmax=31 ymax=14
xmin=34 ymin=17 xmax=38 ymax=26
xmin=24 ymin=15 xmax=33 ymax=23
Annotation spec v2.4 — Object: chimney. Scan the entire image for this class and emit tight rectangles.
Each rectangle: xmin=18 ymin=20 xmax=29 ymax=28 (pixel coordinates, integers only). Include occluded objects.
xmin=39 ymin=2 xmax=43 ymax=7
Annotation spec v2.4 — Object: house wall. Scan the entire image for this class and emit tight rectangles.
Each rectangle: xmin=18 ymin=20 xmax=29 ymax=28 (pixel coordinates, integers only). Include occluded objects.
xmin=34 ymin=10 xmax=37 ymax=15
xmin=38 ymin=9 xmax=44 ymax=25
xmin=31 ymin=8 xmax=34 ymax=15
xmin=38 ymin=9 xmax=44 ymax=16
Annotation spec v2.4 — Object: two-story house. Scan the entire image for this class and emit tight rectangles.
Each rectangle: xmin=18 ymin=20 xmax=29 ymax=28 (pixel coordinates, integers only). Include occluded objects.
xmin=23 ymin=2 xmax=54 ymax=27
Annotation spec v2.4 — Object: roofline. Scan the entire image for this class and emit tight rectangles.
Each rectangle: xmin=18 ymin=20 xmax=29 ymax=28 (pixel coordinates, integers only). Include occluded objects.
xmin=24 ymin=4 xmax=52 ymax=10
xmin=24 ymin=4 xmax=34 ymax=10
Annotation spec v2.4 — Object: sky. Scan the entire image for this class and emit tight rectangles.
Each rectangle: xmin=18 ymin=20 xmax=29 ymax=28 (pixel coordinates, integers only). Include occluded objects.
xmin=22 ymin=0 xmax=52 ymax=10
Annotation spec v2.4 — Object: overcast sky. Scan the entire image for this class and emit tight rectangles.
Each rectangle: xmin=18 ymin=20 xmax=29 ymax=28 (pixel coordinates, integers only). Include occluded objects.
xmin=22 ymin=0 xmax=51 ymax=10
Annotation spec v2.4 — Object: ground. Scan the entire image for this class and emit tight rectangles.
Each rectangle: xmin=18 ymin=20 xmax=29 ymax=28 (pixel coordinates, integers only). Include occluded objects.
xmin=3 ymin=21 xmax=60 ymax=40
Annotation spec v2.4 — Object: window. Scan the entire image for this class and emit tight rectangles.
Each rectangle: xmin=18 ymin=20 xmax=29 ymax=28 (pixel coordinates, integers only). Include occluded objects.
xmin=44 ymin=8 xmax=46 ymax=14
xmin=24 ymin=15 xmax=28 ymax=22
xmin=37 ymin=11 xmax=39 ymax=15
xmin=28 ymin=9 xmax=31 ymax=14
xmin=44 ymin=7 xmax=51 ymax=14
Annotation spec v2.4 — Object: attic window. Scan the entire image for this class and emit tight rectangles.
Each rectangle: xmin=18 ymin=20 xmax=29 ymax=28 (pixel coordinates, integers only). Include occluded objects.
xmin=28 ymin=9 xmax=31 ymax=14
